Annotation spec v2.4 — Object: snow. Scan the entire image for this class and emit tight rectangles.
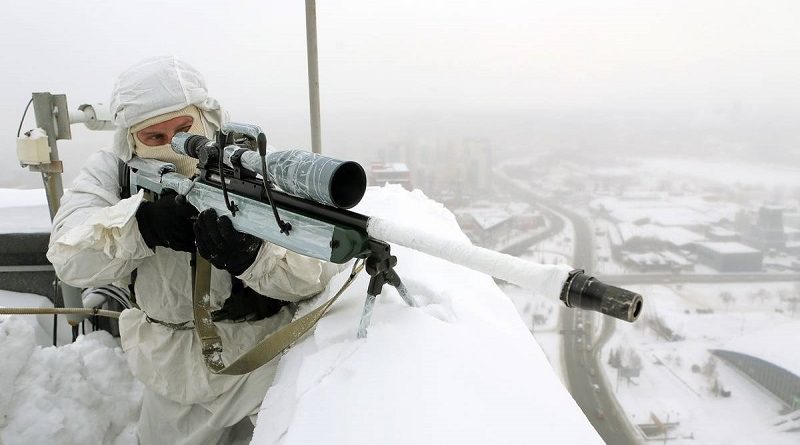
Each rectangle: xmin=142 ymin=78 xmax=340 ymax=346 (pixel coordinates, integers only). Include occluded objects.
xmin=0 ymin=292 xmax=142 ymax=445
xmin=462 ymin=207 xmax=512 ymax=230
xmin=694 ymin=241 xmax=761 ymax=255
xmin=639 ymin=158 xmax=800 ymax=189
xmin=599 ymin=282 xmax=800 ymax=444
xmin=721 ymin=320 xmax=800 ymax=378
xmin=254 ymin=185 xmax=599 ymax=444
xmin=590 ymin=195 xmax=739 ymax=228
xmin=0 ymin=188 xmax=52 ymax=234
xmin=502 ymin=285 xmax=567 ymax=386
xmin=368 ymin=202 xmax=570 ymax=297
xmin=617 ymin=223 xmax=706 ymax=248
xmin=0 ymin=185 xmax=599 ymax=444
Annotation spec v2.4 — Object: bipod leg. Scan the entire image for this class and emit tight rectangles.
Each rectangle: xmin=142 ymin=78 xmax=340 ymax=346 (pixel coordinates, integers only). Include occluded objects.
xmin=384 ymin=269 xmax=417 ymax=308
xmin=357 ymin=293 xmax=377 ymax=339
xmin=357 ymin=239 xmax=417 ymax=339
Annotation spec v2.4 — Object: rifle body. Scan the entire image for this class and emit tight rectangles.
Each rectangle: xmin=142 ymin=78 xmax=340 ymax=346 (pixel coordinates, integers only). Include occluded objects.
xmin=130 ymin=157 xmax=371 ymax=265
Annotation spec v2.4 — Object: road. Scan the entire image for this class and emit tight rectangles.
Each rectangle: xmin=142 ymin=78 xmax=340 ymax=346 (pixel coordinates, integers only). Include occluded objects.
xmin=495 ymin=169 xmax=641 ymax=443
xmin=554 ymin=203 xmax=641 ymax=445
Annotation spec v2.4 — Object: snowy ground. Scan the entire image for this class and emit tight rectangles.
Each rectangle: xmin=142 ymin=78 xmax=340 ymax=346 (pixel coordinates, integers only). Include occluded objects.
xmin=0 ymin=291 xmax=142 ymax=445
xmin=503 ymin=284 xmax=566 ymax=386
xmin=500 ymin=222 xmax=576 ymax=387
xmin=0 ymin=186 xmax=600 ymax=444
xmin=600 ymin=282 xmax=800 ymax=444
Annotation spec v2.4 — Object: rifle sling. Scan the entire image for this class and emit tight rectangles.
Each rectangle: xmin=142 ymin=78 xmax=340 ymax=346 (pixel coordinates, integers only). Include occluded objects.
xmin=193 ymin=256 xmax=364 ymax=375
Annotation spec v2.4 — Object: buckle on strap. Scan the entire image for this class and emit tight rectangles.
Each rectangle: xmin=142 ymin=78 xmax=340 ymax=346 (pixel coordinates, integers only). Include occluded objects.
xmin=200 ymin=336 xmax=225 ymax=372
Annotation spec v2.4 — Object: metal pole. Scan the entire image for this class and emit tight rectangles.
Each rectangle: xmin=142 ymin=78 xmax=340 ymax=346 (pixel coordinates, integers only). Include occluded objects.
xmin=31 ymin=92 xmax=85 ymax=327
xmin=31 ymin=92 xmax=65 ymax=219
xmin=305 ymin=0 xmax=322 ymax=154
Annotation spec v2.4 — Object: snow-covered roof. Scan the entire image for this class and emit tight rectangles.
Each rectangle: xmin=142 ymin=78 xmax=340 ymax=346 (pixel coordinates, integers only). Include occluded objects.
xmin=660 ymin=250 xmax=692 ymax=266
xmin=719 ymin=321 xmax=800 ymax=378
xmin=617 ymin=223 xmax=705 ymax=247
xmin=626 ymin=252 xmax=668 ymax=266
xmin=371 ymin=163 xmax=409 ymax=173
xmin=463 ymin=208 xmax=513 ymax=230
xmin=590 ymin=196 xmax=738 ymax=227
xmin=707 ymin=227 xmax=738 ymax=238
xmin=694 ymin=241 xmax=761 ymax=254
xmin=506 ymin=201 xmax=532 ymax=215
xmin=455 ymin=202 xmax=533 ymax=231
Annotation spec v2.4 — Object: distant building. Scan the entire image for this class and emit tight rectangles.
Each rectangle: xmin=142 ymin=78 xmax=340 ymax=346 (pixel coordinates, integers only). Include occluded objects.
xmin=692 ymin=242 xmax=763 ymax=272
xmin=589 ymin=195 xmax=736 ymax=232
xmin=454 ymin=203 xmax=543 ymax=247
xmin=706 ymin=227 xmax=739 ymax=242
xmin=456 ymin=208 xmax=514 ymax=246
xmin=400 ymin=138 xmax=492 ymax=203
xmin=368 ymin=162 xmax=412 ymax=189
xmin=744 ymin=206 xmax=787 ymax=250
xmin=711 ymin=321 xmax=800 ymax=410
xmin=712 ymin=350 xmax=800 ymax=409
xmin=606 ymin=223 xmax=699 ymax=272
xmin=620 ymin=251 xmax=693 ymax=273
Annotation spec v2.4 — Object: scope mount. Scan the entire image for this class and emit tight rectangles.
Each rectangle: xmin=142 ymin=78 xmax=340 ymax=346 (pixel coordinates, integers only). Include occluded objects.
xmin=198 ymin=126 xmax=293 ymax=234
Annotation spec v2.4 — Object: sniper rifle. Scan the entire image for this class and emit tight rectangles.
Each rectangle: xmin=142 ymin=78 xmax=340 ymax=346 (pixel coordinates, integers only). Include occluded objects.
xmin=124 ymin=122 xmax=643 ymax=374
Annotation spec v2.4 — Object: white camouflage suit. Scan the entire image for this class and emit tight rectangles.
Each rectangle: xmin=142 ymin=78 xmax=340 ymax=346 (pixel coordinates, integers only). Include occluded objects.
xmin=46 ymin=57 xmax=338 ymax=444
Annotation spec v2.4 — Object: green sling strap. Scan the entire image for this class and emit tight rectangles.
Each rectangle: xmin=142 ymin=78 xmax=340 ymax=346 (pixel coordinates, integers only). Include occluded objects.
xmin=192 ymin=256 xmax=364 ymax=375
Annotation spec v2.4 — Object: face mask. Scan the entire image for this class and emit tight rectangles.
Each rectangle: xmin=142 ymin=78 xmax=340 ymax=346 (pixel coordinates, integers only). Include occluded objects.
xmin=130 ymin=105 xmax=208 ymax=177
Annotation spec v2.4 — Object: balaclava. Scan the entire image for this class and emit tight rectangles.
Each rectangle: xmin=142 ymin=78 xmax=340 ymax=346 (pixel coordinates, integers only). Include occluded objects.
xmin=110 ymin=56 xmax=228 ymax=165
xmin=129 ymin=105 xmax=206 ymax=177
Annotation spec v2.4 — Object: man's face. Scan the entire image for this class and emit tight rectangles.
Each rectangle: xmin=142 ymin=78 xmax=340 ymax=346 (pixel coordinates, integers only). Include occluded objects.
xmin=135 ymin=116 xmax=194 ymax=146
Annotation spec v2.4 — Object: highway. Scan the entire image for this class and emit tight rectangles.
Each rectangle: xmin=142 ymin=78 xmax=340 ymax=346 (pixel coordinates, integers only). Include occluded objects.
xmin=495 ymin=169 xmax=641 ymax=443
xmin=554 ymin=203 xmax=640 ymax=445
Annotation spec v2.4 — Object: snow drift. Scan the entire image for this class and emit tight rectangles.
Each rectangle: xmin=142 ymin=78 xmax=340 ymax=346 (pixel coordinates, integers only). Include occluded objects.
xmin=253 ymin=185 xmax=600 ymax=444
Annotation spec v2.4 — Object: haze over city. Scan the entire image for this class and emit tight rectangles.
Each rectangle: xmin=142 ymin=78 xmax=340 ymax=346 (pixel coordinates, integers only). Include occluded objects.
xmin=2 ymin=0 xmax=800 ymax=187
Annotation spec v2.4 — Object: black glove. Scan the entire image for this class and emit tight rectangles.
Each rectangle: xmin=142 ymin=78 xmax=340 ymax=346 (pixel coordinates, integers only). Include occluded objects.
xmin=194 ymin=208 xmax=262 ymax=275
xmin=135 ymin=191 xmax=198 ymax=252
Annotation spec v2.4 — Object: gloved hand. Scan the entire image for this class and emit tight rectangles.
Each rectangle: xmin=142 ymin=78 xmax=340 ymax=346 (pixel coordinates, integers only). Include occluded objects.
xmin=135 ymin=191 xmax=198 ymax=252
xmin=194 ymin=208 xmax=262 ymax=275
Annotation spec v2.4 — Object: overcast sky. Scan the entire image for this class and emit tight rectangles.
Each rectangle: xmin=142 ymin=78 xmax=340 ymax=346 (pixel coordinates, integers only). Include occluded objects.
xmin=2 ymin=0 xmax=799 ymax=186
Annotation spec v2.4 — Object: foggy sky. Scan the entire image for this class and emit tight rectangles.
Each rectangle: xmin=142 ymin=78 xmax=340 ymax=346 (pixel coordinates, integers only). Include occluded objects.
xmin=2 ymin=0 xmax=799 ymax=187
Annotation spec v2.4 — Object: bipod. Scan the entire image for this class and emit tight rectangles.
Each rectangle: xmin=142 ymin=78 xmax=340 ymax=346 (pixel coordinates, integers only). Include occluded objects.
xmin=357 ymin=239 xmax=417 ymax=338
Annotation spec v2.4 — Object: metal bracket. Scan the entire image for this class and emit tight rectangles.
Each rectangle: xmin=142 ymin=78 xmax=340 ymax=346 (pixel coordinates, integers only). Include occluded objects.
xmin=27 ymin=160 xmax=64 ymax=174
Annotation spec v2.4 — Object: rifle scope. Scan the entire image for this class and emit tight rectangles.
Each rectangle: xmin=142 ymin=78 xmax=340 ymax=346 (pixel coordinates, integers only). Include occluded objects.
xmin=171 ymin=133 xmax=367 ymax=209
xmin=560 ymin=271 xmax=643 ymax=322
